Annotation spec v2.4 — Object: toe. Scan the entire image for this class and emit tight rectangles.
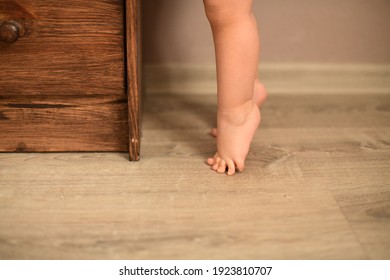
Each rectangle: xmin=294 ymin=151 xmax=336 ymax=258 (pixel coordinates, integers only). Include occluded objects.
xmin=210 ymin=128 xmax=218 ymax=137
xmin=208 ymin=153 xmax=220 ymax=167
xmin=217 ymin=159 xmax=227 ymax=173
xmin=226 ymin=160 xmax=236 ymax=176
xmin=212 ymin=156 xmax=221 ymax=170
xmin=235 ymin=160 xmax=245 ymax=172
xmin=206 ymin=157 xmax=215 ymax=166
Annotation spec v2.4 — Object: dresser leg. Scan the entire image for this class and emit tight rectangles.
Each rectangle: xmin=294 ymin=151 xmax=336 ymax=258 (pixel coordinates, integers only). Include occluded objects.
xmin=126 ymin=0 xmax=141 ymax=161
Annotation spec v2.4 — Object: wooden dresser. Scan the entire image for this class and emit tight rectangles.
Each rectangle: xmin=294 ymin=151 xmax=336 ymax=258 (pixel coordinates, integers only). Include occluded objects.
xmin=0 ymin=0 xmax=141 ymax=160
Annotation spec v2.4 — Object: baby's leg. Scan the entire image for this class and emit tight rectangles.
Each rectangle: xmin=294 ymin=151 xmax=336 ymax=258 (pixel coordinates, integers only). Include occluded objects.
xmin=204 ymin=0 xmax=261 ymax=175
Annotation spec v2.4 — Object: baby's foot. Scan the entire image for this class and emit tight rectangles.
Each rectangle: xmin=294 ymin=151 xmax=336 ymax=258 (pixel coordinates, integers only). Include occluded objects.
xmin=207 ymin=100 xmax=261 ymax=175
xmin=211 ymin=80 xmax=267 ymax=137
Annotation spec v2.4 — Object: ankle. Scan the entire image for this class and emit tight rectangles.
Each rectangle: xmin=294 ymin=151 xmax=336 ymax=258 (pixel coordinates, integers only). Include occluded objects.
xmin=218 ymin=100 xmax=256 ymax=125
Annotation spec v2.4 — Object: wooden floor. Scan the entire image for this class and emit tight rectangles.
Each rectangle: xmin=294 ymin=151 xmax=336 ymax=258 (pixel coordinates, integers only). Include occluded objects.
xmin=0 ymin=93 xmax=389 ymax=260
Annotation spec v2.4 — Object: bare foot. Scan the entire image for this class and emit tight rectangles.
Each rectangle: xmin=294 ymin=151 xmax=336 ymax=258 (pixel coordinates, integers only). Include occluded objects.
xmin=211 ymin=79 xmax=267 ymax=137
xmin=207 ymin=100 xmax=261 ymax=175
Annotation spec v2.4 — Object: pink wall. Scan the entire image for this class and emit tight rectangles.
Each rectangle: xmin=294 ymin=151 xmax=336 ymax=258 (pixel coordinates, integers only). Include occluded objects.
xmin=142 ymin=0 xmax=390 ymax=64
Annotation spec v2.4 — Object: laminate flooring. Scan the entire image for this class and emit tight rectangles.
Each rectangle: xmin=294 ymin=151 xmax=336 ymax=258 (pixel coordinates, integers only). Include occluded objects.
xmin=0 ymin=93 xmax=389 ymax=259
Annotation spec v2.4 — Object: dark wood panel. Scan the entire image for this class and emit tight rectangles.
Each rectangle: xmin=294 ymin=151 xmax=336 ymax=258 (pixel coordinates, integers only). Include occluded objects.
xmin=0 ymin=0 xmax=125 ymax=96
xmin=0 ymin=95 xmax=129 ymax=151
xmin=126 ymin=0 xmax=141 ymax=161
xmin=0 ymin=1 xmax=129 ymax=152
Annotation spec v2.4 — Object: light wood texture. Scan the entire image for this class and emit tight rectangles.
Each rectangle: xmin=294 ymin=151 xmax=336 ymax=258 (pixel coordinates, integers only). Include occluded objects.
xmin=0 ymin=0 xmax=128 ymax=152
xmin=0 ymin=93 xmax=389 ymax=259
xmin=144 ymin=64 xmax=390 ymax=95
xmin=126 ymin=0 xmax=141 ymax=161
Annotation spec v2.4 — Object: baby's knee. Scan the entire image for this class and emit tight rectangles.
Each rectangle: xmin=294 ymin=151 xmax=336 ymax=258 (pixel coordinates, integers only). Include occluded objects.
xmin=203 ymin=0 xmax=236 ymax=26
xmin=203 ymin=0 xmax=223 ymax=16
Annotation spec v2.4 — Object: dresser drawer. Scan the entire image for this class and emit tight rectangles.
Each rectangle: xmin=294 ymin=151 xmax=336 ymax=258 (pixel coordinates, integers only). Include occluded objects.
xmin=0 ymin=0 xmax=140 ymax=157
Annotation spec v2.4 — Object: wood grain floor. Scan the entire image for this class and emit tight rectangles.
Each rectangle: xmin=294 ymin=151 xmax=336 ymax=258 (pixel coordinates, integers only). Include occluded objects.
xmin=0 ymin=93 xmax=389 ymax=259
